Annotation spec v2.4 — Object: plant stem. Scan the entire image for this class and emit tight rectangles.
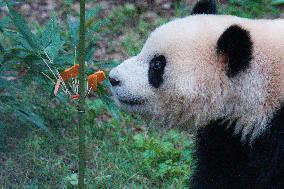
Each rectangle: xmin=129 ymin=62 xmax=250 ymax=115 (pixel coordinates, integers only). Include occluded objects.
xmin=78 ymin=0 xmax=86 ymax=188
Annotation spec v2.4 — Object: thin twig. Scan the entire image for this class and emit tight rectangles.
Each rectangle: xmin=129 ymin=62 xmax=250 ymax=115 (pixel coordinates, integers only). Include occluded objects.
xmin=39 ymin=54 xmax=58 ymax=81
xmin=55 ymin=70 xmax=71 ymax=96
xmin=41 ymin=72 xmax=56 ymax=85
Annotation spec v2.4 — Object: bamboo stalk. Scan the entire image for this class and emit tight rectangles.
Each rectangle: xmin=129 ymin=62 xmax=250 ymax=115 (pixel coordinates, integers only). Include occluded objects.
xmin=78 ymin=0 xmax=86 ymax=188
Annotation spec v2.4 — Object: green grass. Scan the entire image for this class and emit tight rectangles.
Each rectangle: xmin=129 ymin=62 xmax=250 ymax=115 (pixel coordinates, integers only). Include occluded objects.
xmin=0 ymin=1 xmax=281 ymax=188
xmin=219 ymin=0 xmax=280 ymax=18
xmin=0 ymin=96 xmax=193 ymax=188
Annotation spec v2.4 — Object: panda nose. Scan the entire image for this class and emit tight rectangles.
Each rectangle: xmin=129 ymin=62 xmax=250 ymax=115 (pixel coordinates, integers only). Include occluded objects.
xmin=109 ymin=77 xmax=120 ymax=87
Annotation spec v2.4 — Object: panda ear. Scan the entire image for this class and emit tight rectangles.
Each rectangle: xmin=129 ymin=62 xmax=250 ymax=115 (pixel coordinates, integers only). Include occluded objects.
xmin=217 ymin=25 xmax=253 ymax=78
xmin=191 ymin=0 xmax=217 ymax=15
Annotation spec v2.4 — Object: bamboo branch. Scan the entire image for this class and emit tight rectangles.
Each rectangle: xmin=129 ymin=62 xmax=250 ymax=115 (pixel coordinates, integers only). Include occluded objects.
xmin=78 ymin=0 xmax=86 ymax=188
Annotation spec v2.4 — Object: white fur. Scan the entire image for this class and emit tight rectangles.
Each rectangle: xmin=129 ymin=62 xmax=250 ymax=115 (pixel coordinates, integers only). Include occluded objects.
xmin=110 ymin=15 xmax=284 ymax=142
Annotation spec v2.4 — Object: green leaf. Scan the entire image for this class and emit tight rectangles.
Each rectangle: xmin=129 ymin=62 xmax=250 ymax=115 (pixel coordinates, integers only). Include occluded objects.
xmin=157 ymin=163 xmax=171 ymax=177
xmin=38 ymin=16 xmax=60 ymax=47
xmin=85 ymin=41 xmax=96 ymax=64
xmin=44 ymin=34 xmax=64 ymax=61
xmin=0 ymin=15 xmax=10 ymax=31
xmin=0 ymin=77 xmax=49 ymax=132
xmin=143 ymin=150 xmax=156 ymax=161
xmin=18 ymin=109 xmax=49 ymax=133
xmin=3 ymin=30 xmax=33 ymax=51
xmin=86 ymin=6 xmax=102 ymax=20
xmin=90 ymin=18 xmax=109 ymax=33
xmin=85 ymin=6 xmax=103 ymax=31
xmin=66 ymin=173 xmax=78 ymax=186
xmin=0 ymin=42 xmax=3 ymax=52
xmin=133 ymin=134 xmax=145 ymax=148
xmin=272 ymin=0 xmax=284 ymax=5
xmin=56 ymin=92 xmax=68 ymax=104
xmin=67 ymin=15 xmax=79 ymax=47
xmin=37 ymin=16 xmax=64 ymax=61
xmin=7 ymin=4 xmax=41 ymax=52
xmin=2 ymin=0 xmax=21 ymax=6
xmin=0 ymin=121 xmax=4 ymax=129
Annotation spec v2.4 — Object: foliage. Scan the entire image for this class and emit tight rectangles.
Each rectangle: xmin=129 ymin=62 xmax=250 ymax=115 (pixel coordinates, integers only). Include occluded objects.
xmin=272 ymin=0 xmax=284 ymax=5
xmin=106 ymin=3 xmax=138 ymax=35
xmin=0 ymin=97 xmax=193 ymax=188
xmin=0 ymin=78 xmax=47 ymax=131
xmin=133 ymin=130 xmax=193 ymax=184
xmin=220 ymin=0 xmax=280 ymax=18
xmin=0 ymin=2 xmax=108 ymax=129
xmin=0 ymin=8 xmax=47 ymax=131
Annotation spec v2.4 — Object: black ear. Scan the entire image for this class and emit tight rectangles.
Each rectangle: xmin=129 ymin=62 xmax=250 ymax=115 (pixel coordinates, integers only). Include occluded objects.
xmin=217 ymin=25 xmax=253 ymax=78
xmin=191 ymin=0 xmax=217 ymax=15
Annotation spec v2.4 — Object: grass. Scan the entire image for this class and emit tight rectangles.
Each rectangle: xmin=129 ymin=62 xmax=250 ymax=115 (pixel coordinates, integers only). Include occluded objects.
xmin=219 ymin=0 xmax=280 ymax=18
xmin=0 ymin=96 xmax=193 ymax=188
xmin=0 ymin=1 xmax=281 ymax=188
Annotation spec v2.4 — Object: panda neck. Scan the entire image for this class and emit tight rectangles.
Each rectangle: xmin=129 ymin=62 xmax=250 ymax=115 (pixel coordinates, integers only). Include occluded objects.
xmin=228 ymin=68 xmax=283 ymax=142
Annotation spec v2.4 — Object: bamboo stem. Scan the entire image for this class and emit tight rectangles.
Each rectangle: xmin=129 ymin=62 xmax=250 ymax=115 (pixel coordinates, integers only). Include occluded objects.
xmin=78 ymin=0 xmax=86 ymax=188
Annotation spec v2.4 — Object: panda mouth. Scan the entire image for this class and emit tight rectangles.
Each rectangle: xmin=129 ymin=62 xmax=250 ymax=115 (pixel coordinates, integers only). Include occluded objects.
xmin=118 ymin=98 xmax=145 ymax=105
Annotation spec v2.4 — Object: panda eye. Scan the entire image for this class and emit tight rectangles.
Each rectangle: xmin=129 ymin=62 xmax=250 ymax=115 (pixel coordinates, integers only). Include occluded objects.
xmin=148 ymin=55 xmax=167 ymax=88
xmin=153 ymin=60 xmax=162 ymax=70
xmin=150 ymin=55 xmax=166 ymax=70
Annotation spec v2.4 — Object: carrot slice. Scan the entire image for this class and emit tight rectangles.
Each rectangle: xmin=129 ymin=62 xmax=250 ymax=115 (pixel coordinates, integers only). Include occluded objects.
xmin=60 ymin=64 xmax=80 ymax=81
xmin=88 ymin=74 xmax=98 ymax=92
xmin=94 ymin=70 xmax=106 ymax=83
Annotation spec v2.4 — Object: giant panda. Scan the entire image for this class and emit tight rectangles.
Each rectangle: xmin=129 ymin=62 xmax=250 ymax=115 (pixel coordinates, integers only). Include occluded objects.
xmin=109 ymin=0 xmax=284 ymax=188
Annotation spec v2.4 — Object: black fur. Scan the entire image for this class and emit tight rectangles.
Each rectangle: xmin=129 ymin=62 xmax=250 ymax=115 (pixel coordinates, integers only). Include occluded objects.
xmin=217 ymin=25 xmax=253 ymax=78
xmin=148 ymin=55 xmax=167 ymax=88
xmin=191 ymin=0 xmax=217 ymax=15
xmin=191 ymin=104 xmax=284 ymax=189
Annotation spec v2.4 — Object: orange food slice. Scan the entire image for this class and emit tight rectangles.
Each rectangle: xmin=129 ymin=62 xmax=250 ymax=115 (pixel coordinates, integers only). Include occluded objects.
xmin=87 ymin=70 xmax=106 ymax=92
xmin=60 ymin=64 xmax=79 ymax=81
xmin=94 ymin=70 xmax=106 ymax=83
xmin=88 ymin=74 xmax=98 ymax=92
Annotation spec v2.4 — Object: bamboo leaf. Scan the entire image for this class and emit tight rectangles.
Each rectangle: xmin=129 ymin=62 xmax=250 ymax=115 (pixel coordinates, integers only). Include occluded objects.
xmin=90 ymin=18 xmax=109 ymax=33
xmin=0 ymin=76 xmax=49 ymax=132
xmin=67 ymin=15 xmax=80 ymax=46
xmin=7 ymin=4 xmax=41 ymax=52
xmin=0 ymin=16 xmax=10 ymax=32
xmin=272 ymin=0 xmax=284 ymax=5
xmin=1 ymin=1 xmax=19 ymax=7
xmin=85 ymin=41 xmax=96 ymax=64
xmin=18 ymin=109 xmax=49 ymax=133
xmin=85 ymin=6 xmax=102 ymax=29
xmin=44 ymin=34 xmax=64 ymax=61
xmin=39 ymin=16 xmax=61 ymax=47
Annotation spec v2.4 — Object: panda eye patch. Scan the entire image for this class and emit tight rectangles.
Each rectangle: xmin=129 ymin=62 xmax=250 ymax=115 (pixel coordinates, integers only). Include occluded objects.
xmin=153 ymin=60 xmax=162 ymax=70
xmin=148 ymin=55 xmax=167 ymax=88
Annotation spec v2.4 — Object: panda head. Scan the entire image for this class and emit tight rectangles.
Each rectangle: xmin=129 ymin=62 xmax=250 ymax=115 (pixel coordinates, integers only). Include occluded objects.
xmin=109 ymin=0 xmax=264 ymax=132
